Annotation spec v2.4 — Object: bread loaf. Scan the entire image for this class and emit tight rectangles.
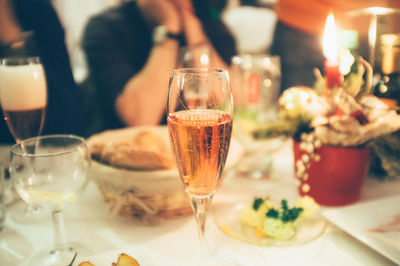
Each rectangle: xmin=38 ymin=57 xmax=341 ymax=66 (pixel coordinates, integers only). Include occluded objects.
xmin=87 ymin=127 xmax=175 ymax=170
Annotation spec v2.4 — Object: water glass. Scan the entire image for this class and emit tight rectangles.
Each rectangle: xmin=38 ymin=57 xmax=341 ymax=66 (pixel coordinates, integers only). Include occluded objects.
xmin=9 ymin=135 xmax=91 ymax=265
xmin=231 ymin=54 xmax=282 ymax=179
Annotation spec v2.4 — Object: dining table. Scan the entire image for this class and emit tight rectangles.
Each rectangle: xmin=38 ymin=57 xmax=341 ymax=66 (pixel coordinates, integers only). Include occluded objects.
xmin=0 ymin=139 xmax=399 ymax=266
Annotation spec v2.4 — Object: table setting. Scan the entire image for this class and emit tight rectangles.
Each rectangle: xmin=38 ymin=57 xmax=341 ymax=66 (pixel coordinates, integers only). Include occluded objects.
xmin=0 ymin=9 xmax=400 ymax=266
xmin=1 ymin=138 xmax=399 ymax=266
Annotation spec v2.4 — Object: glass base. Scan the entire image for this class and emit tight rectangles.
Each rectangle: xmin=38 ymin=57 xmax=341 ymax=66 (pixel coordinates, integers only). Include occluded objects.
xmin=231 ymin=153 xmax=272 ymax=180
xmin=29 ymin=243 xmax=92 ymax=266
xmin=9 ymin=201 xmax=47 ymax=224
xmin=0 ymin=227 xmax=32 ymax=265
xmin=231 ymin=135 xmax=286 ymax=180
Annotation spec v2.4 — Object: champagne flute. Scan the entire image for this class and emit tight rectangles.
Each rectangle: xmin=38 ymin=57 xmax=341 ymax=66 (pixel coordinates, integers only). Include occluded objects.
xmin=9 ymin=135 xmax=91 ymax=266
xmin=167 ymin=68 xmax=233 ymax=264
xmin=0 ymin=56 xmax=47 ymax=223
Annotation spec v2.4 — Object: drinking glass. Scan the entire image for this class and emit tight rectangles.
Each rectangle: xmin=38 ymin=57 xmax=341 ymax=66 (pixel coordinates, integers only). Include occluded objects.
xmin=0 ymin=56 xmax=47 ymax=223
xmin=179 ymin=43 xmax=212 ymax=68
xmin=0 ymin=56 xmax=47 ymax=142
xmin=9 ymin=135 xmax=91 ymax=266
xmin=167 ymin=68 xmax=233 ymax=264
xmin=230 ymin=54 xmax=282 ymax=179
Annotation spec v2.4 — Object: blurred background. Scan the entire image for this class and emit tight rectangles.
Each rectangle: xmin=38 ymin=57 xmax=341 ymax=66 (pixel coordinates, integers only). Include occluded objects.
xmin=51 ymin=0 xmax=278 ymax=84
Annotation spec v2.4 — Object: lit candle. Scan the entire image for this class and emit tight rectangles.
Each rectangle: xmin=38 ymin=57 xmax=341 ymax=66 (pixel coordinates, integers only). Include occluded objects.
xmin=322 ymin=13 xmax=341 ymax=89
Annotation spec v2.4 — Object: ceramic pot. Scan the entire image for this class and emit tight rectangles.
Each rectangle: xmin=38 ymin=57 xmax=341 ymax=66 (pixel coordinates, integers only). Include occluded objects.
xmin=293 ymin=140 xmax=371 ymax=206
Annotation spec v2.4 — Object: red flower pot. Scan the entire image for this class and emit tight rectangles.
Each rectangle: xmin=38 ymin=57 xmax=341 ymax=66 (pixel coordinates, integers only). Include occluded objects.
xmin=293 ymin=140 xmax=371 ymax=206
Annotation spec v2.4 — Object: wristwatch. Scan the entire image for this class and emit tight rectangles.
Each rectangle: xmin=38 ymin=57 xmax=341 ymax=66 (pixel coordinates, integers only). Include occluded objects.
xmin=152 ymin=25 xmax=182 ymax=45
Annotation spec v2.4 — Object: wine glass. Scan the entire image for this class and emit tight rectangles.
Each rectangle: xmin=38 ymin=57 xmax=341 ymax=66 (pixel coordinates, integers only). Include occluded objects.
xmin=9 ymin=135 xmax=91 ymax=266
xmin=167 ymin=68 xmax=233 ymax=264
xmin=0 ymin=56 xmax=48 ymax=223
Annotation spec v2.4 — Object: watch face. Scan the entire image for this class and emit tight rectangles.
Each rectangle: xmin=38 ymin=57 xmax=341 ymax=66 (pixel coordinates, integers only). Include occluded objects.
xmin=153 ymin=25 xmax=167 ymax=45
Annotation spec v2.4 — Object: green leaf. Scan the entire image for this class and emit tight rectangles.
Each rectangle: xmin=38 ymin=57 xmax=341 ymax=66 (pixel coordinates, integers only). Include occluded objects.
xmin=368 ymin=131 xmax=400 ymax=178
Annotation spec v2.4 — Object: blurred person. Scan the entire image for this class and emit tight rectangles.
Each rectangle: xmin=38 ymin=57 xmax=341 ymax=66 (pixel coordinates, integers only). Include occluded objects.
xmin=270 ymin=0 xmax=400 ymax=92
xmin=82 ymin=0 xmax=236 ymax=131
xmin=0 ymin=0 xmax=84 ymax=143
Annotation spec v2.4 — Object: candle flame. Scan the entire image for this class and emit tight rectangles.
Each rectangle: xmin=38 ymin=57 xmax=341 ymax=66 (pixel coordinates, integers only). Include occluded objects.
xmin=323 ymin=13 xmax=339 ymax=61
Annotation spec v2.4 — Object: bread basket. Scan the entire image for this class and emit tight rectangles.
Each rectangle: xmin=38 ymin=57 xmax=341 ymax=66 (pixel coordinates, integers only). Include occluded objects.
xmin=88 ymin=126 xmax=243 ymax=224
xmin=91 ymin=160 xmax=190 ymax=223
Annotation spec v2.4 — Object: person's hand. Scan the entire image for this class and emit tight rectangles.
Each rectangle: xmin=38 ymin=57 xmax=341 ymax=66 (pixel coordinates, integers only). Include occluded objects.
xmin=137 ymin=0 xmax=181 ymax=33
xmin=170 ymin=0 xmax=194 ymax=14
xmin=175 ymin=0 xmax=207 ymax=45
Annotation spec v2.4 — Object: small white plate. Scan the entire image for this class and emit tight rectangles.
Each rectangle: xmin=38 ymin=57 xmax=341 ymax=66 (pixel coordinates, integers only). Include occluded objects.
xmin=323 ymin=195 xmax=400 ymax=265
xmin=213 ymin=200 xmax=326 ymax=247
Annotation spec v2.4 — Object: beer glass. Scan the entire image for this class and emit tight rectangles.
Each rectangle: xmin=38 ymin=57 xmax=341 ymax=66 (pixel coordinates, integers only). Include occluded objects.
xmin=0 ymin=56 xmax=47 ymax=223
xmin=0 ymin=57 xmax=47 ymax=142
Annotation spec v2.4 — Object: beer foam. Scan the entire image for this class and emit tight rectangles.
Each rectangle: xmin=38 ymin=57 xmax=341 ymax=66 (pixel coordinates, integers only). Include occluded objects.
xmin=0 ymin=64 xmax=47 ymax=110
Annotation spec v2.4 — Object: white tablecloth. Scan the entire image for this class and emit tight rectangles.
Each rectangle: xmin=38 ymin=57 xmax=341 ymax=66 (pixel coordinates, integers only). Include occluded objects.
xmin=0 ymin=141 xmax=399 ymax=266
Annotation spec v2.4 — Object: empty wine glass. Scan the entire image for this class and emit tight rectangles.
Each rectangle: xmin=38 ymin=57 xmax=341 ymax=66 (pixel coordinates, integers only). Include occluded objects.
xmin=0 ymin=56 xmax=47 ymax=223
xmin=167 ymin=68 xmax=233 ymax=264
xmin=9 ymin=135 xmax=91 ymax=266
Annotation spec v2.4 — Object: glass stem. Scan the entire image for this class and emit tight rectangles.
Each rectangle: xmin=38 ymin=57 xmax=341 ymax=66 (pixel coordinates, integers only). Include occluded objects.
xmin=52 ymin=210 xmax=68 ymax=252
xmin=189 ymin=193 xmax=214 ymax=265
